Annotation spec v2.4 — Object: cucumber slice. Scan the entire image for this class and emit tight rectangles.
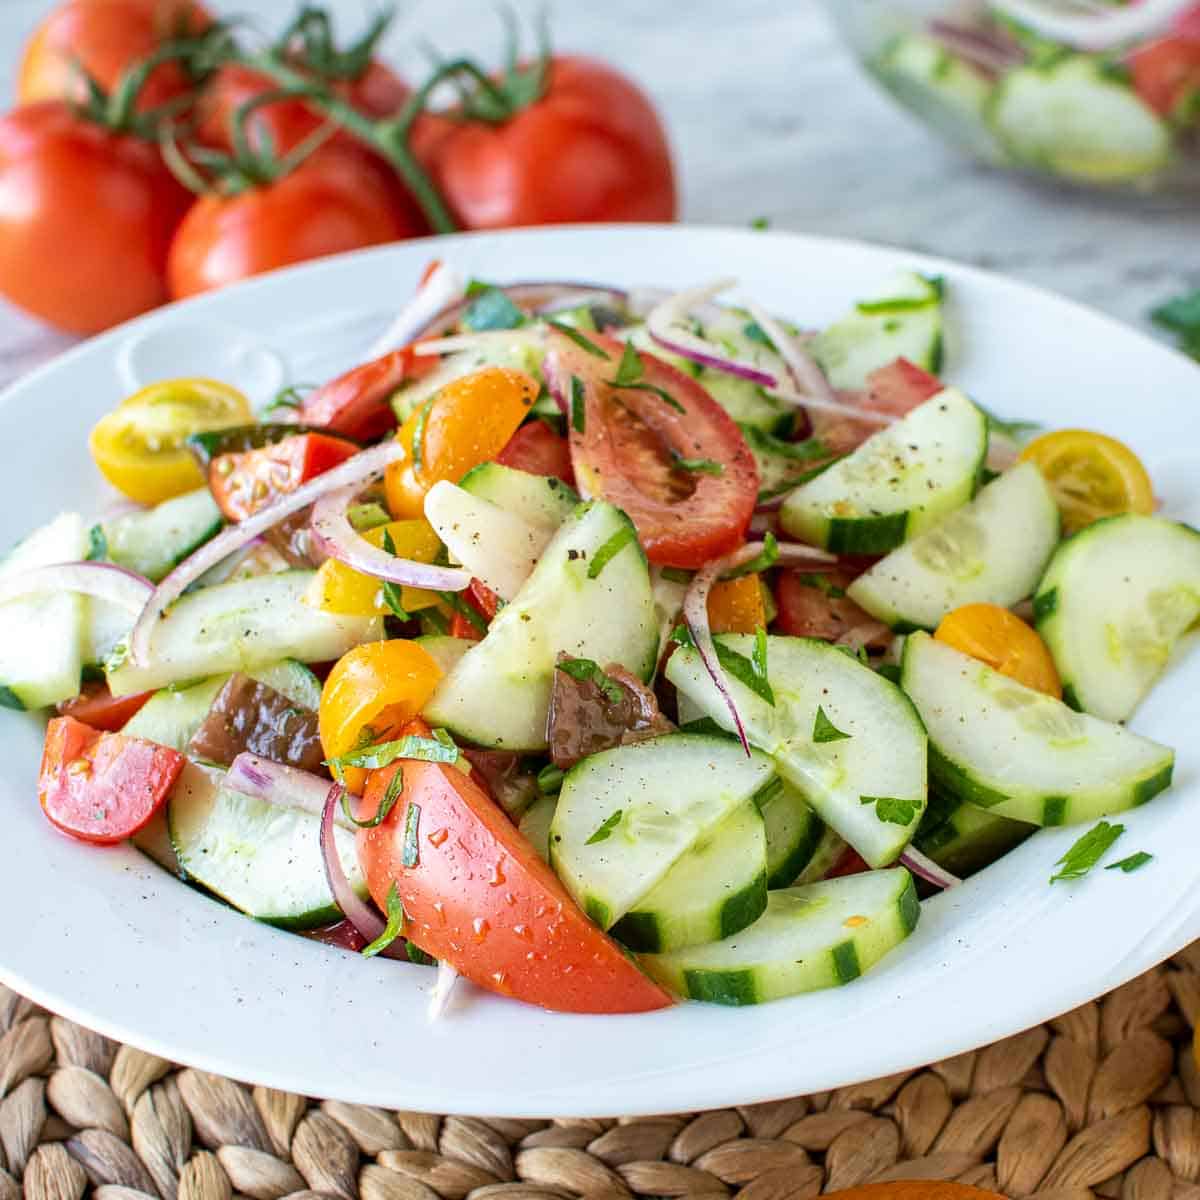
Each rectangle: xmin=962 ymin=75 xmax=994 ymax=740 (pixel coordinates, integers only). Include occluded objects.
xmin=100 ymin=489 xmax=223 ymax=583
xmin=1035 ymin=514 xmax=1200 ymax=723
xmin=130 ymin=807 xmax=179 ymax=874
xmin=549 ymin=733 xmax=775 ymax=929
xmin=640 ymin=868 xmax=920 ymax=1006
xmin=873 ymin=35 xmax=1002 ymax=164
xmin=0 ymin=512 xmax=87 ymax=709
xmin=759 ymin=777 xmax=825 ymax=889
xmin=914 ymin=787 xmax=1034 ymax=878
xmin=82 ymin=597 xmax=136 ymax=671
xmin=811 ymin=271 xmax=944 ymax=390
xmin=424 ymin=480 xmax=555 ymax=602
xmin=519 ymin=793 xmax=557 ymax=862
xmin=847 ymin=461 xmax=1060 ymax=630
xmin=988 ymin=58 xmax=1170 ymax=183
xmin=901 ymin=631 xmax=1174 ymax=826
xmin=612 ymin=798 xmax=768 ymax=953
xmin=169 ymin=765 xmax=366 ymax=928
xmin=458 ymin=461 xmax=579 ymax=528
xmin=665 ymin=634 xmax=927 ymax=868
xmin=780 ymin=389 xmax=986 ymax=555
xmin=412 ymin=635 xmax=474 ymax=676
xmin=123 ymin=660 xmax=322 ymax=752
xmin=794 ymin=827 xmax=849 ymax=885
xmin=424 ymin=502 xmax=658 ymax=751
xmin=106 ymin=571 xmax=381 ymax=697
xmin=393 ymin=340 xmax=545 ymax=423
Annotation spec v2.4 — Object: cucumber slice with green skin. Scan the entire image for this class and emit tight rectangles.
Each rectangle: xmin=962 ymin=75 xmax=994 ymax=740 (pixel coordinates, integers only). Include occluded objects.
xmin=793 ymin=826 xmax=849 ymax=885
xmin=847 ymin=462 xmax=1060 ymax=631
xmin=0 ymin=512 xmax=87 ymax=709
xmin=519 ymin=793 xmax=557 ymax=863
xmin=549 ymin=733 xmax=775 ymax=930
xmin=640 ymin=868 xmax=920 ymax=1006
xmin=811 ymin=271 xmax=944 ymax=390
xmin=1034 ymin=514 xmax=1200 ymax=723
xmin=424 ymin=502 xmax=658 ymax=751
xmin=106 ymin=571 xmax=381 ymax=697
xmin=665 ymin=634 xmax=927 ymax=868
xmin=123 ymin=660 xmax=322 ymax=752
xmin=780 ymin=389 xmax=986 ymax=555
xmin=458 ymin=461 xmax=579 ymax=528
xmin=99 ymin=489 xmax=223 ymax=583
xmin=901 ymin=631 xmax=1175 ymax=827
xmin=914 ymin=787 xmax=1034 ymax=878
xmin=82 ymin=597 xmax=136 ymax=671
xmin=988 ymin=59 xmax=1170 ymax=185
xmin=872 ymin=35 xmax=1003 ymax=165
xmin=424 ymin=480 xmax=555 ymax=602
xmin=412 ymin=635 xmax=474 ymax=676
xmin=130 ymin=807 xmax=179 ymax=874
xmin=759 ymin=777 xmax=826 ymax=889
xmin=612 ymin=798 xmax=768 ymax=953
xmin=169 ymin=765 xmax=367 ymax=929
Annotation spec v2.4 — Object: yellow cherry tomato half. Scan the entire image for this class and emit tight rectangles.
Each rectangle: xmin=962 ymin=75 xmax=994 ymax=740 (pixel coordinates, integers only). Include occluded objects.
xmin=1018 ymin=429 xmax=1154 ymax=535
xmin=935 ymin=603 xmax=1062 ymax=697
xmin=306 ymin=519 xmax=444 ymax=617
xmin=707 ymin=573 xmax=767 ymax=635
xmin=319 ymin=639 xmax=444 ymax=794
xmin=385 ymin=366 xmax=538 ymax=519
xmin=89 ymin=377 xmax=252 ymax=505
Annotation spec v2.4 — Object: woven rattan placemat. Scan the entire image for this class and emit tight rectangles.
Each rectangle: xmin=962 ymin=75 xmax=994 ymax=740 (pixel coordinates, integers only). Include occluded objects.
xmin=5 ymin=945 xmax=1200 ymax=1200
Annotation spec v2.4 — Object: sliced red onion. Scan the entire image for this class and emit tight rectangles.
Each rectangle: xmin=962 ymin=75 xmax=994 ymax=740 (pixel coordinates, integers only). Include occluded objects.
xmin=770 ymin=387 xmax=897 ymax=427
xmin=227 ymin=754 xmax=357 ymax=830
xmin=927 ymin=18 xmax=1027 ymax=72
xmin=412 ymin=328 xmax=547 ymax=358
xmin=646 ymin=280 xmax=779 ymax=387
xmin=320 ymin=781 xmax=390 ymax=945
xmin=901 ymin=846 xmax=962 ymax=891
xmin=366 ymin=262 xmax=467 ymax=359
xmin=743 ymin=301 xmax=839 ymax=408
xmin=428 ymin=960 xmax=461 ymax=1021
xmin=989 ymin=0 xmax=1193 ymax=49
xmin=310 ymin=483 xmax=471 ymax=591
xmin=130 ymin=442 xmax=408 ymax=666
xmin=0 ymin=561 xmax=152 ymax=610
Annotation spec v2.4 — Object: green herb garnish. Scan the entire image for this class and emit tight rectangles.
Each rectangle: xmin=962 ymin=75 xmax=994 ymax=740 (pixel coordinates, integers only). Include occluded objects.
xmin=270 ymin=383 xmax=314 ymax=410
xmin=798 ymin=573 xmax=846 ymax=599
xmin=715 ymin=638 xmax=775 ymax=707
xmin=750 ymin=216 xmax=770 ymax=231
xmin=556 ymin=657 xmax=624 ymax=704
xmin=401 ymin=801 xmax=422 ymax=868
xmin=659 ymin=567 xmax=693 ymax=585
xmin=1106 ymin=851 xmax=1153 ymax=874
xmin=1151 ymin=287 xmax=1200 ymax=360
xmin=742 ymin=320 xmax=776 ymax=351
xmin=86 ymin=525 xmax=108 ymax=562
xmin=411 ymin=396 xmax=436 ymax=472
xmin=974 ymin=402 xmax=1041 ymax=442
xmin=607 ymin=341 xmax=684 ymax=412
xmin=0 ymin=685 xmax=24 ymax=712
xmin=739 ymin=426 xmax=830 ymax=462
xmin=587 ymin=525 xmax=637 ymax=580
xmin=361 ymin=883 xmax=405 ymax=958
xmin=813 ymin=705 xmax=850 ymax=744
xmin=340 ymin=769 xmax=404 ymax=829
xmin=722 ymin=532 xmax=779 ymax=580
xmin=327 ymin=734 xmax=459 ymax=773
xmin=860 ymin=795 xmax=919 ymax=826
xmin=436 ymin=590 xmax=488 ymax=635
xmin=379 ymin=529 xmax=411 ymax=620
xmin=587 ymin=810 xmax=624 ymax=845
xmin=463 ymin=286 xmax=526 ymax=332
xmin=547 ymin=319 xmax=610 ymax=359
xmin=673 ymin=455 xmax=725 ymax=476
xmin=570 ymin=375 xmax=586 ymax=434
xmin=406 ymin=942 xmax=435 ymax=966
xmin=1050 ymin=820 xmax=1125 ymax=883
xmin=536 ymin=763 xmax=565 ymax=796
xmin=751 ymin=628 xmax=771 ymax=700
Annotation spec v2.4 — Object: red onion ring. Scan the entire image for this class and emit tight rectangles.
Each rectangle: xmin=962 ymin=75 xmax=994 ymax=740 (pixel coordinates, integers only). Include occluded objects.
xmin=227 ymin=754 xmax=357 ymax=830
xmin=646 ymin=280 xmax=779 ymax=387
xmin=0 ymin=561 xmax=152 ymax=611
xmin=900 ymin=846 xmax=962 ymax=891
xmin=365 ymin=262 xmax=467 ymax=359
xmin=319 ymin=781 xmax=397 ymax=949
xmin=130 ymin=443 xmax=415 ymax=666
xmin=989 ymin=0 xmax=1193 ymax=49
xmin=770 ymin=387 xmax=897 ymax=427
xmin=743 ymin=301 xmax=839 ymax=409
xmin=310 ymin=483 xmax=471 ymax=592
xmin=412 ymin=328 xmax=547 ymax=358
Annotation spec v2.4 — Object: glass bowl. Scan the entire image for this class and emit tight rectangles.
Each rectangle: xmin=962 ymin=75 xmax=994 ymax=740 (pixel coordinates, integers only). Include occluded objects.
xmin=827 ymin=0 xmax=1200 ymax=194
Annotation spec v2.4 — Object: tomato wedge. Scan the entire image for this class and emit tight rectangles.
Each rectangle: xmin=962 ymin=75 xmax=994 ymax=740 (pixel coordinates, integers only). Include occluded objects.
xmin=496 ymin=420 xmax=575 ymax=485
xmin=811 ymin=357 xmax=943 ymax=454
xmin=546 ymin=332 xmax=758 ymax=568
xmin=356 ymin=741 xmax=673 ymax=1013
xmin=298 ymin=347 xmax=434 ymax=442
xmin=775 ymin=567 xmax=881 ymax=643
xmin=39 ymin=716 xmax=185 ymax=845
xmin=208 ymin=431 xmax=359 ymax=522
xmin=56 ymin=681 xmax=151 ymax=732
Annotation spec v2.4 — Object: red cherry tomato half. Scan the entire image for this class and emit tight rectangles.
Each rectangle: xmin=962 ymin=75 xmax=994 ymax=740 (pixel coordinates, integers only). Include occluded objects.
xmin=298 ymin=346 xmax=434 ymax=443
xmin=356 ymin=729 xmax=674 ymax=1013
xmin=39 ymin=716 xmax=185 ymax=845
xmin=547 ymin=332 xmax=758 ymax=569
xmin=496 ymin=420 xmax=575 ymax=486
xmin=774 ymin=567 xmax=880 ymax=643
xmin=56 ymin=681 xmax=152 ymax=732
xmin=208 ymin=432 xmax=360 ymax=523
xmin=1130 ymin=36 xmax=1200 ymax=116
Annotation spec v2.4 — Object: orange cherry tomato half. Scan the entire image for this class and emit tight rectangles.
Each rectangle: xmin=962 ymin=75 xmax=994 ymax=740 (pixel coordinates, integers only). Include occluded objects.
xmin=318 ymin=640 xmax=444 ymax=794
xmin=384 ymin=366 xmax=538 ymax=518
xmin=356 ymin=736 xmax=674 ymax=1013
xmin=935 ymin=603 xmax=1062 ymax=697
xmin=707 ymin=573 xmax=766 ymax=635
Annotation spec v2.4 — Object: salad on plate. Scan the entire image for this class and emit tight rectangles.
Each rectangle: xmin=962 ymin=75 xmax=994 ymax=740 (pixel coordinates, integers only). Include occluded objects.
xmin=5 ymin=261 xmax=1196 ymax=1014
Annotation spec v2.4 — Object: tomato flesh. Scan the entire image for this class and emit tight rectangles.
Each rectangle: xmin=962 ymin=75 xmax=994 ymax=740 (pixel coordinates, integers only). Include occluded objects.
xmin=39 ymin=716 xmax=185 ymax=845
xmin=208 ymin=432 xmax=359 ymax=522
xmin=811 ymin=357 xmax=942 ymax=454
xmin=775 ymin=568 xmax=879 ymax=643
xmin=496 ymin=420 xmax=575 ymax=485
xmin=1131 ymin=36 xmax=1200 ymax=116
xmin=57 ymin=682 xmax=151 ymax=733
xmin=357 ymin=753 xmax=674 ymax=1013
xmin=548 ymin=332 xmax=758 ymax=568
xmin=299 ymin=347 xmax=433 ymax=442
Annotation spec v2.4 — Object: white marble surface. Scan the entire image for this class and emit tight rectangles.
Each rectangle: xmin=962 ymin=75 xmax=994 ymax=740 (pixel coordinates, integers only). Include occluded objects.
xmin=0 ymin=0 xmax=1195 ymax=385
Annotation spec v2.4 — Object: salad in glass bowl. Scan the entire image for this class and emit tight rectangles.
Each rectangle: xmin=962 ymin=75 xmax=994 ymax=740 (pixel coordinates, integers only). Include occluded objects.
xmin=830 ymin=0 xmax=1200 ymax=192
xmin=6 ymin=262 xmax=1195 ymax=1015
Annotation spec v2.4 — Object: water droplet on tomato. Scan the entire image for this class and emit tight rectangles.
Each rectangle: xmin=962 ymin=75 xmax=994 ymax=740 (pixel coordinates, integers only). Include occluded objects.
xmin=472 ymin=917 xmax=490 ymax=942
xmin=488 ymin=860 xmax=507 ymax=886
xmin=428 ymin=827 xmax=449 ymax=847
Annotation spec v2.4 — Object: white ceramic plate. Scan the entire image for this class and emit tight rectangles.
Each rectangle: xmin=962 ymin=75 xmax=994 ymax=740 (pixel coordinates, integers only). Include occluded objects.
xmin=2 ymin=225 xmax=1198 ymax=1118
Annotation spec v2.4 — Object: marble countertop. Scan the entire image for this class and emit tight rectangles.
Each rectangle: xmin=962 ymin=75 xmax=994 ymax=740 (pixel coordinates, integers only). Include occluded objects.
xmin=0 ymin=0 xmax=1194 ymax=385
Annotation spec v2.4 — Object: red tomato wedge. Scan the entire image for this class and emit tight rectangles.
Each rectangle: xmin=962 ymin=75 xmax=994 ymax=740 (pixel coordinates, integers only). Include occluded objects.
xmin=356 ymin=750 xmax=673 ymax=1014
xmin=56 ymin=681 xmax=151 ymax=732
xmin=298 ymin=346 xmax=433 ymax=442
xmin=825 ymin=847 xmax=871 ymax=879
xmin=1130 ymin=36 xmax=1200 ymax=116
xmin=545 ymin=332 xmax=758 ymax=568
xmin=209 ymin=431 xmax=359 ymax=522
xmin=811 ymin=357 xmax=943 ymax=454
xmin=467 ymin=578 xmax=501 ymax=622
xmin=496 ymin=420 xmax=575 ymax=485
xmin=39 ymin=716 xmax=185 ymax=845
xmin=775 ymin=567 xmax=880 ymax=643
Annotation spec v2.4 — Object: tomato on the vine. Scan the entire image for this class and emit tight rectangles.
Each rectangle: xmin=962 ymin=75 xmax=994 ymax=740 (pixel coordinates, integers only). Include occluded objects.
xmin=0 ymin=101 xmax=192 ymax=333
xmin=412 ymin=55 xmax=676 ymax=228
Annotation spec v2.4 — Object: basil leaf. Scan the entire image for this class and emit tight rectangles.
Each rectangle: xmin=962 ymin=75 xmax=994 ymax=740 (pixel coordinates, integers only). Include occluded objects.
xmin=739 ymin=426 xmax=830 ymax=462
xmin=435 ymin=590 xmax=488 ymax=635
xmin=86 ymin=525 xmax=108 ymax=562
xmin=715 ymin=638 xmax=775 ymax=707
xmin=612 ymin=340 xmax=643 ymax=387
xmin=327 ymin=734 xmax=460 ymax=772
xmin=361 ymin=883 xmax=405 ymax=958
xmin=401 ymin=801 xmax=422 ymax=868
xmin=1106 ymin=851 xmax=1153 ymax=874
xmin=463 ymin=286 xmax=526 ymax=332
xmin=379 ymin=529 xmax=411 ymax=620
xmin=673 ymin=455 xmax=725 ymax=476
xmin=536 ymin=763 xmax=565 ymax=796
xmin=547 ymin=319 xmax=610 ymax=359
xmin=812 ymin=705 xmax=850 ymax=744
xmin=1050 ymin=820 xmax=1125 ymax=883
xmin=722 ymin=532 xmax=778 ymax=580
xmin=587 ymin=525 xmax=637 ymax=580
xmin=570 ymin=375 xmax=586 ymax=434
xmin=974 ymin=401 xmax=1041 ymax=442
xmin=340 ymin=769 xmax=404 ymax=829
xmin=556 ymin=657 xmax=624 ymax=704
xmin=586 ymin=810 xmax=623 ymax=845
xmin=798 ymin=573 xmax=846 ymax=599
xmin=861 ymin=795 xmax=919 ymax=826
